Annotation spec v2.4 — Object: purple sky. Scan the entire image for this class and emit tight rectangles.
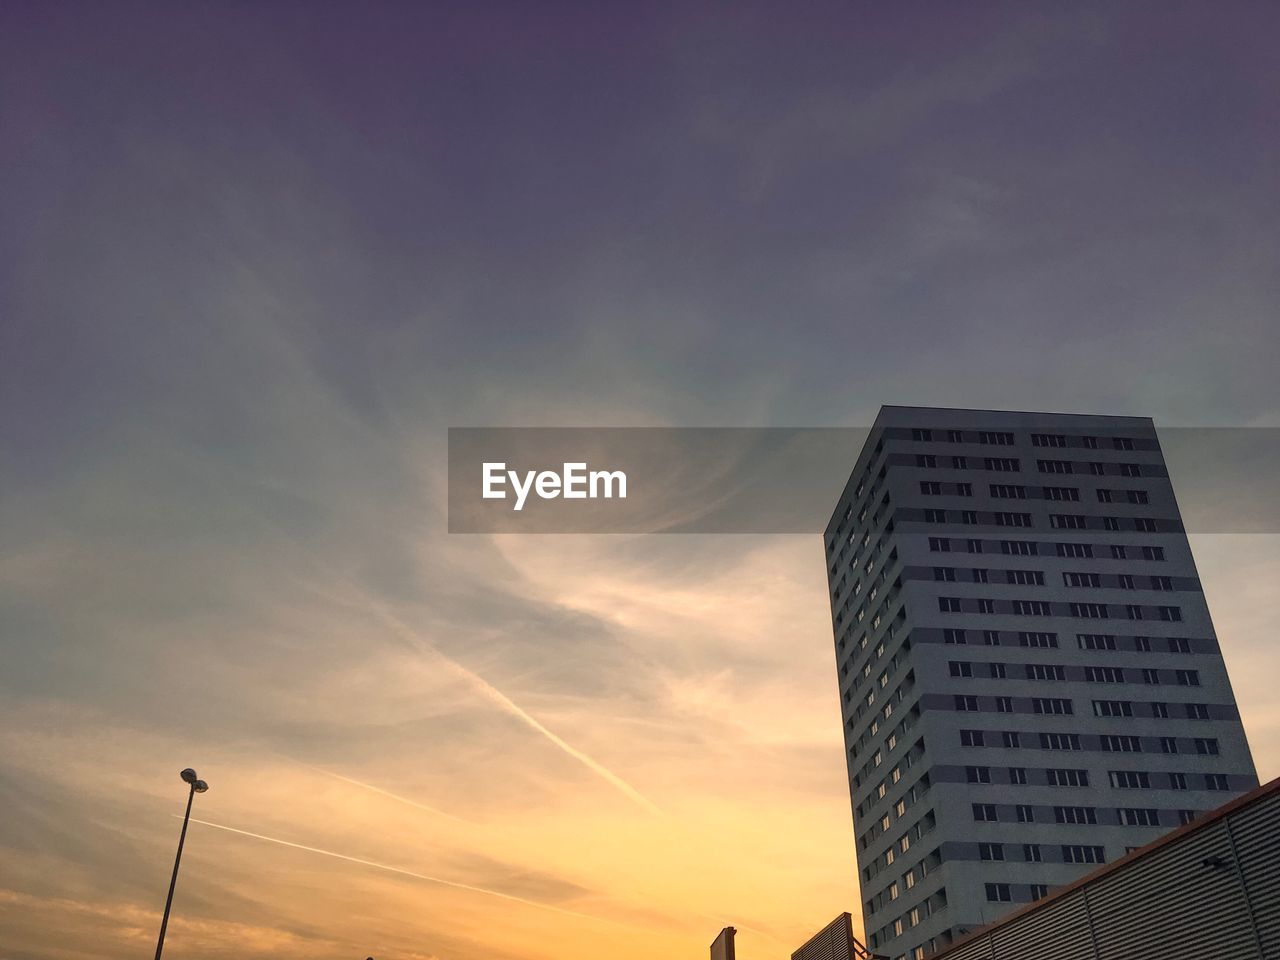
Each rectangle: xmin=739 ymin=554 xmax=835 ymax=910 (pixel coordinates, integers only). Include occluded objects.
xmin=2 ymin=4 xmax=1278 ymax=959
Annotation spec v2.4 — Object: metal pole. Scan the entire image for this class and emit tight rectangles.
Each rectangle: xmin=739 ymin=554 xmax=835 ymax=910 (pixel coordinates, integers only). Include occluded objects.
xmin=155 ymin=781 xmax=196 ymax=960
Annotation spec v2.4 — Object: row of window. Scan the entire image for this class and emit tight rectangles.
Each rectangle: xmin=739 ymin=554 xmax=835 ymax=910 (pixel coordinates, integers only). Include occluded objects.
xmin=958 ymin=729 xmax=1220 ymax=755
xmin=933 ymin=566 xmax=1178 ymax=591
xmin=921 ymin=480 xmax=1152 ymax=504
xmin=940 ymin=629 xmax=1198 ymax=654
xmin=973 ymin=801 xmax=1211 ymax=824
xmin=960 ymin=765 xmax=1230 ymax=791
xmin=939 ymin=596 xmax=1184 ymax=621
xmin=928 ymin=536 xmax=1167 ymax=560
xmin=908 ymin=428 xmax=1141 ymax=452
xmin=914 ymin=454 xmax=1148 ymax=477
xmin=952 ymin=694 xmax=1218 ymax=720
xmin=947 ymin=660 xmax=1201 ymax=686
xmin=919 ymin=508 xmax=1164 ymax=532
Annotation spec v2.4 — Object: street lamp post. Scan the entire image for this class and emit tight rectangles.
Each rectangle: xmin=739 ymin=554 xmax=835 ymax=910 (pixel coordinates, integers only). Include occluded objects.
xmin=154 ymin=768 xmax=209 ymax=960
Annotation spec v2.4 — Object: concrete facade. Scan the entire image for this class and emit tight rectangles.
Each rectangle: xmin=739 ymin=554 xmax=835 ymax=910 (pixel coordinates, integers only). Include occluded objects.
xmin=823 ymin=406 xmax=1258 ymax=960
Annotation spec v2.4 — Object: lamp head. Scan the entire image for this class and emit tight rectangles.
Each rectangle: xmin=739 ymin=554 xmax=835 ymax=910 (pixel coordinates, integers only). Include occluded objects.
xmin=193 ymin=780 xmax=209 ymax=793
xmin=180 ymin=768 xmax=198 ymax=784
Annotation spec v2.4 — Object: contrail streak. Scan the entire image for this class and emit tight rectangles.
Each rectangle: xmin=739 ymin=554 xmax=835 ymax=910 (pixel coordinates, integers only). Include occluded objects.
xmin=183 ymin=816 xmax=604 ymax=923
xmin=305 ymin=578 xmax=662 ymax=816
xmin=299 ymin=764 xmax=473 ymax=824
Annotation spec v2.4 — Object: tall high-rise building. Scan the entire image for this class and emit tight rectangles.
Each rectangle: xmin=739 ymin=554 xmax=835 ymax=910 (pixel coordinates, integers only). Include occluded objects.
xmin=823 ymin=407 xmax=1258 ymax=960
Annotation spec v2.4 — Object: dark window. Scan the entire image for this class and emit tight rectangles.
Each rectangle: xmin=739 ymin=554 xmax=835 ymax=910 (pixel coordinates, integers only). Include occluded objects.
xmin=973 ymin=804 xmax=998 ymax=822
xmin=986 ymin=883 xmax=1012 ymax=902
xmin=979 ymin=842 xmax=1004 ymax=861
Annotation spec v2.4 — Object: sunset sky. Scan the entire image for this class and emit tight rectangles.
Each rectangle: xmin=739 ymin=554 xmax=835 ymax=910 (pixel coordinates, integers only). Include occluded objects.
xmin=2 ymin=4 xmax=1279 ymax=959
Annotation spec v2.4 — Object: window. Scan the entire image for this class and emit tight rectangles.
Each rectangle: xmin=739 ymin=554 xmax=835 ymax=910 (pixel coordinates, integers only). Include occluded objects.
xmin=920 ymin=481 xmax=943 ymax=496
xmin=990 ymin=484 xmax=1027 ymax=499
xmin=1057 ymin=542 xmax=1093 ymax=558
xmin=1030 ymin=883 xmax=1050 ymax=901
xmin=1121 ymin=463 xmax=1142 ymax=477
xmin=1051 ymin=514 xmax=1088 ymax=529
xmin=1099 ymin=734 xmax=1142 ymax=753
xmin=939 ymin=597 xmax=963 ymax=612
xmin=957 ymin=482 xmax=973 ymax=496
xmin=1008 ymin=766 xmax=1028 ymax=784
xmin=995 ymin=511 xmax=1033 ymax=527
xmin=1097 ymin=488 xmax=1115 ymax=503
xmin=960 ymin=729 xmax=985 ymax=747
xmin=1206 ymin=773 xmax=1230 ymax=791
xmin=973 ymin=804 xmax=998 ymax=822
xmin=1152 ymin=701 xmax=1170 ymax=719
xmin=1128 ymin=489 xmax=1150 ymax=504
xmin=1134 ymin=517 xmax=1159 ymax=532
xmin=916 ymin=454 xmax=937 ymax=468
xmin=1008 ymin=569 xmax=1045 ymax=585
xmin=979 ymin=842 xmax=1004 ymax=861
xmin=1152 ymin=576 xmax=1174 ymax=591
xmin=1168 ymin=637 xmax=1192 ymax=653
xmin=1175 ymin=669 xmax=1200 ymax=686
xmin=1109 ymin=770 xmax=1151 ymax=789
xmin=977 ymin=598 xmax=996 ymax=614
xmin=1093 ymin=700 xmax=1134 ymax=718
xmin=985 ymin=457 xmax=1021 ymax=472
xmin=1142 ymin=667 xmax=1160 ymax=685
xmin=1024 ymin=843 xmax=1043 ymax=862
xmin=1020 ymin=631 xmax=1059 ymax=648
xmin=929 ymin=536 xmax=951 ymax=552
xmin=989 ymin=662 xmax=1007 ymax=679
xmin=934 ymin=566 xmax=956 ymax=581
xmin=1033 ymin=697 xmax=1073 ymax=715
xmin=1032 ymin=433 xmax=1067 ymax=447
xmin=980 ymin=431 xmax=1015 ymax=446
xmin=967 ymin=538 xmax=983 ymax=554
xmin=1135 ymin=636 xmax=1153 ymax=652
xmin=1177 ymin=809 xmax=1197 ymax=825
xmin=1085 ymin=666 xmax=1125 ymax=683
xmin=1195 ymin=737 xmax=1220 ymax=756
xmin=1169 ymin=772 xmax=1189 ymax=790
xmin=1112 ymin=544 xmax=1128 ymax=559
xmin=1143 ymin=545 xmax=1166 ymax=561
xmin=1001 ymin=540 xmax=1036 ymax=555
xmin=1037 ymin=459 xmax=1073 ymax=474
xmin=1186 ymin=703 xmax=1211 ymax=720
xmin=983 ymin=629 xmax=1001 ymax=646
xmin=995 ymin=696 xmax=1014 ymax=713
xmin=1041 ymin=732 xmax=1082 ymax=751
xmin=954 ymin=695 xmax=979 ymax=712
xmin=1119 ymin=808 xmax=1161 ymax=826
xmin=1160 ymin=736 xmax=1178 ymax=754
xmin=1064 ymin=571 xmax=1101 ymax=587
xmin=1054 ymin=806 xmax=1098 ymax=825
xmin=1078 ymin=633 xmax=1117 ymax=651
xmin=962 ymin=510 xmax=980 ymax=525
xmin=1071 ymin=602 xmax=1109 ymax=619
xmin=1114 ymin=437 xmax=1135 ymax=451
xmin=972 ymin=568 xmax=990 ymax=583
xmin=1081 ymin=435 xmax=1099 ymax=449
xmin=1125 ymin=603 xmax=1143 ymax=620
xmin=1090 ymin=461 xmax=1107 ymax=476
xmin=1062 ymin=845 xmax=1106 ymax=864
xmin=1158 ymin=606 xmax=1183 ymax=622
xmin=1026 ymin=664 xmax=1066 ymax=681
xmin=923 ymin=508 xmax=946 ymax=523
xmin=1013 ymin=599 xmax=1052 ymax=616
xmin=986 ymin=883 xmax=1012 ymax=902
xmin=1002 ymin=731 xmax=1021 ymax=748
xmin=944 ymin=628 xmax=967 ymax=644
xmin=1046 ymin=768 xmax=1089 ymax=787
xmin=949 ymin=661 xmax=973 ymax=678
xmin=912 ymin=428 xmax=933 ymax=442
xmin=966 ymin=765 xmax=992 ymax=783
xmin=1043 ymin=485 xmax=1080 ymax=501
xmin=1016 ymin=803 xmax=1035 ymax=822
